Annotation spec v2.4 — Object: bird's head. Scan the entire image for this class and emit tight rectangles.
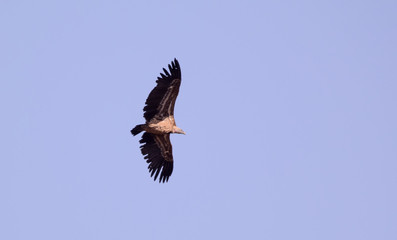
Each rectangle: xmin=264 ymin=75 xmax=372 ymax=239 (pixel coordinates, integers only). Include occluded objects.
xmin=173 ymin=126 xmax=186 ymax=135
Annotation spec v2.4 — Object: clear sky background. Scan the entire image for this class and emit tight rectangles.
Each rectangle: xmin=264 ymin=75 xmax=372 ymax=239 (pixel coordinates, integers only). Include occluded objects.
xmin=1 ymin=1 xmax=396 ymax=239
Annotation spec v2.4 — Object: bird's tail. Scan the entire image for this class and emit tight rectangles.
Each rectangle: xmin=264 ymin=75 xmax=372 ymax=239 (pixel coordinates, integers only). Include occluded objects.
xmin=131 ymin=124 xmax=144 ymax=136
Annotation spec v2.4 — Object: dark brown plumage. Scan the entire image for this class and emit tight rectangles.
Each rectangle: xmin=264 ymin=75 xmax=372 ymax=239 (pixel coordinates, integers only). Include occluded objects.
xmin=131 ymin=59 xmax=185 ymax=183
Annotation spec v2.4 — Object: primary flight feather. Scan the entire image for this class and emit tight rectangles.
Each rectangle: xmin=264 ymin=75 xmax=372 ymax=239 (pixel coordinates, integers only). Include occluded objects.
xmin=131 ymin=59 xmax=185 ymax=183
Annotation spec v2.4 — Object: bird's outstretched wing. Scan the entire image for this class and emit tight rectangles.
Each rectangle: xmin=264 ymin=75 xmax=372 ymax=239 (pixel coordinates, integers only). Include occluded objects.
xmin=139 ymin=132 xmax=173 ymax=183
xmin=143 ymin=59 xmax=181 ymax=121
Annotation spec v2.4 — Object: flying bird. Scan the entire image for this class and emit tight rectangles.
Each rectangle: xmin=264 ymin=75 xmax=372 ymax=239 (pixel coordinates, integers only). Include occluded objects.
xmin=131 ymin=59 xmax=185 ymax=183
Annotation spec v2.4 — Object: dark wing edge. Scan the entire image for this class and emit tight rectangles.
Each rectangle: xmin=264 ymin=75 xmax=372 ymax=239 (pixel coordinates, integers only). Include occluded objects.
xmin=143 ymin=58 xmax=181 ymax=121
xmin=139 ymin=133 xmax=173 ymax=183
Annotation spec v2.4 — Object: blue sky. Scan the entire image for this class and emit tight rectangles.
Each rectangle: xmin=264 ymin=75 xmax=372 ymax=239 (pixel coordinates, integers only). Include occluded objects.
xmin=1 ymin=1 xmax=396 ymax=239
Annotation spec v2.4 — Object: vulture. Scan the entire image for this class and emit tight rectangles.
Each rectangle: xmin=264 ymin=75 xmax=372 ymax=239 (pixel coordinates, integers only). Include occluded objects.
xmin=131 ymin=58 xmax=185 ymax=183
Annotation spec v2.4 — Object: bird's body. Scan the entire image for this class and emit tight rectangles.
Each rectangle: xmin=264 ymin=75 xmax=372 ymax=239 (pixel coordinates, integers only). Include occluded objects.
xmin=144 ymin=116 xmax=176 ymax=134
xmin=131 ymin=59 xmax=184 ymax=183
